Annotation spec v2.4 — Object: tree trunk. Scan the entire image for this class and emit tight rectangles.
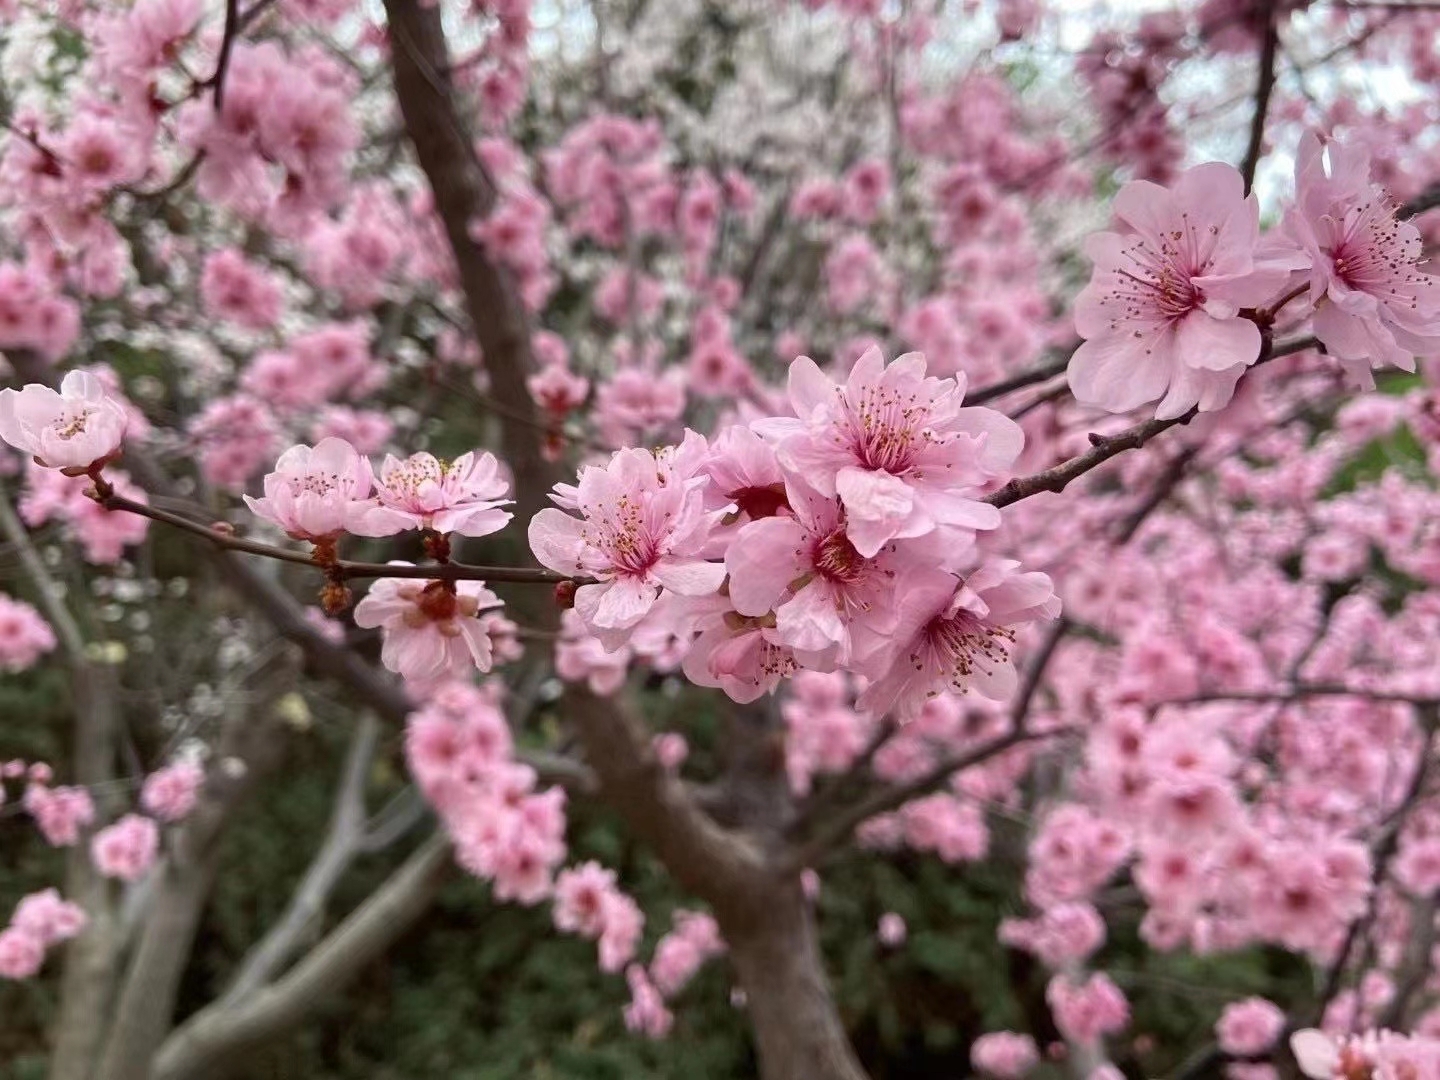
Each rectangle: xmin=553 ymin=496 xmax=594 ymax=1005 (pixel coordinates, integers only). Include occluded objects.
xmin=724 ymin=874 xmax=870 ymax=1080
xmin=47 ymin=659 xmax=124 ymax=1080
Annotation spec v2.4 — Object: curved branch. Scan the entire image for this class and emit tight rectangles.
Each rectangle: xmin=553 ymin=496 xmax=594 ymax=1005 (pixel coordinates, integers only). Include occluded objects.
xmin=220 ymin=713 xmax=379 ymax=1004
xmin=151 ymin=833 xmax=453 ymax=1080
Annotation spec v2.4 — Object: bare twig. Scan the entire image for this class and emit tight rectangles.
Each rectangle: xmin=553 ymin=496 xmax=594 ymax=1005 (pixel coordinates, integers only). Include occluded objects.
xmin=1239 ymin=3 xmax=1282 ymax=194
xmin=968 ymin=352 xmax=1072 ymax=406
xmin=786 ymin=727 xmax=1069 ymax=870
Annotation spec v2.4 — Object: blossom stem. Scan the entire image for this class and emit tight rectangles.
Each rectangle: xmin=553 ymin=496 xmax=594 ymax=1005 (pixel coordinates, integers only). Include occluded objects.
xmin=88 ymin=489 xmax=579 ymax=585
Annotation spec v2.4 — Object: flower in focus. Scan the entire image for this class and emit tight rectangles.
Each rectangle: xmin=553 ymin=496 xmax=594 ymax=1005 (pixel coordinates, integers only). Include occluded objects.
xmin=1282 ymin=133 xmax=1440 ymax=388
xmin=529 ymin=445 xmax=725 ymax=650
xmin=351 ymin=450 xmax=513 ymax=538
xmin=0 ymin=371 xmax=128 ymax=472
xmin=755 ymin=348 xmax=1021 ymax=559
xmin=243 ymin=437 xmax=374 ymax=541
xmin=1068 ymin=162 xmax=1297 ymax=420
xmin=857 ymin=560 xmax=1061 ymax=721
xmin=353 ymin=570 xmax=505 ymax=687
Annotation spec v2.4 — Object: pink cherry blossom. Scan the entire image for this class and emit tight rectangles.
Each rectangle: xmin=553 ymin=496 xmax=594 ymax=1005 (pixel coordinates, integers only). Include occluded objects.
xmin=200 ymin=248 xmax=285 ymax=329
xmin=553 ymin=862 xmax=622 ymax=938
xmin=243 ymin=438 xmax=374 ymax=541
xmin=351 ymin=451 xmax=513 ymax=538
xmin=756 ymin=348 xmax=1022 ymax=558
xmin=971 ymin=1031 xmax=1040 ymax=1079
xmin=0 ymin=371 xmax=128 ymax=471
xmin=0 ymin=593 xmax=57 ymax=672
xmin=1282 ymin=134 xmax=1440 ymax=388
xmin=857 ymin=560 xmax=1061 ymax=721
xmin=90 ymin=813 xmax=160 ymax=882
xmin=24 ymin=784 xmax=95 ymax=847
xmin=1216 ymin=997 xmax=1286 ymax=1056
xmin=1046 ymin=972 xmax=1129 ymax=1044
xmin=529 ymin=446 xmax=725 ymax=649
xmin=11 ymin=888 xmax=87 ymax=947
xmin=0 ymin=927 xmax=44 ymax=980
xmin=1069 ymin=162 xmax=1296 ymax=420
xmin=725 ymin=482 xmax=949 ymax=664
xmin=140 ymin=761 xmax=205 ymax=823
xmin=624 ymin=964 xmax=674 ymax=1039
xmin=353 ymin=571 xmax=505 ymax=688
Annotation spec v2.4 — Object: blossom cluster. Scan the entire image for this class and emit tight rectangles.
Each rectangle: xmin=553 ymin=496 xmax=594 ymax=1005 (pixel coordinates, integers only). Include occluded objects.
xmin=405 ymin=682 xmax=567 ymax=905
xmin=532 ymin=347 xmax=1062 ymax=717
xmin=1070 ymin=138 xmax=1440 ymax=420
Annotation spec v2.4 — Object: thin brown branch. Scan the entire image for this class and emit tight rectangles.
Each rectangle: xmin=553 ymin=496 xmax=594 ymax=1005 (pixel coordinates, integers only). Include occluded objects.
xmin=985 ymin=335 xmax=1319 ymax=510
xmin=967 ymin=352 xmax=1073 ymax=406
xmin=1240 ymin=4 xmax=1282 ymax=194
xmin=786 ymin=727 xmax=1069 ymax=870
xmin=92 ymin=489 xmax=573 ymax=585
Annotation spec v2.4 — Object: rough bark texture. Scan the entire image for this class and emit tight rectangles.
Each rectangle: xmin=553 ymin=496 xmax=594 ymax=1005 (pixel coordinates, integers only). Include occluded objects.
xmin=563 ymin=687 xmax=870 ymax=1080
xmin=725 ymin=875 xmax=870 ymax=1080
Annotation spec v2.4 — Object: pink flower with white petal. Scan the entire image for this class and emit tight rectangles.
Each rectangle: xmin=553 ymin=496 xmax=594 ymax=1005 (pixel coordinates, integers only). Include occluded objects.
xmin=756 ymin=349 xmax=1021 ymax=559
xmin=0 ymin=371 xmax=128 ymax=472
xmin=1068 ymin=162 xmax=1298 ymax=420
xmin=857 ymin=560 xmax=1061 ymax=721
xmin=529 ymin=446 xmax=726 ymax=650
xmin=351 ymin=451 xmax=513 ymax=538
xmin=353 ymin=569 xmax=505 ymax=688
xmin=1281 ymin=133 xmax=1440 ymax=388
xmin=243 ymin=437 xmax=374 ymax=541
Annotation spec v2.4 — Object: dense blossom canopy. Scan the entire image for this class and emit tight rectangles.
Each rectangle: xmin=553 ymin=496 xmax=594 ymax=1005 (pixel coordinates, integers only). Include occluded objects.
xmin=1 ymin=1 xmax=1440 ymax=1079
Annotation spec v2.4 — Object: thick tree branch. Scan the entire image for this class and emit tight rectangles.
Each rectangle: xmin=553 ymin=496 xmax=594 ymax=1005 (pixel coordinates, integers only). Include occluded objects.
xmin=381 ymin=0 xmax=557 ymax=535
xmin=221 ymin=713 xmax=379 ymax=1004
xmin=152 ymin=832 xmax=453 ymax=1080
xmin=1 ymin=486 xmax=127 ymax=1080
xmin=96 ymin=659 xmax=293 ymax=1080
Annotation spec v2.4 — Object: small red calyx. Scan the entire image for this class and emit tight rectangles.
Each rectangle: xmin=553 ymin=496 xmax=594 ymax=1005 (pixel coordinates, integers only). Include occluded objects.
xmin=554 ymin=579 xmax=578 ymax=610
xmin=417 ymin=580 xmax=461 ymax=621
